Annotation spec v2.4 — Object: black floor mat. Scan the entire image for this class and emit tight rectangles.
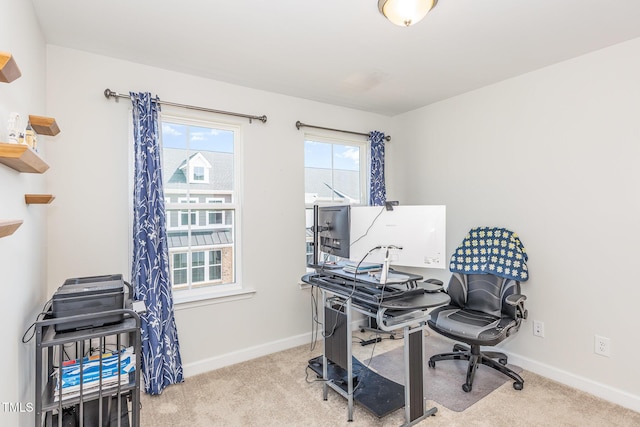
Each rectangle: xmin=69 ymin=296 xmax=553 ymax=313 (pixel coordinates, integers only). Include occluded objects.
xmin=308 ymin=355 xmax=404 ymax=418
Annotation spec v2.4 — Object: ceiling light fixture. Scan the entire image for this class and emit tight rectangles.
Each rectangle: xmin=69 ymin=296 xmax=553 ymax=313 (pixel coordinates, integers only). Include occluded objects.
xmin=378 ymin=0 xmax=438 ymax=27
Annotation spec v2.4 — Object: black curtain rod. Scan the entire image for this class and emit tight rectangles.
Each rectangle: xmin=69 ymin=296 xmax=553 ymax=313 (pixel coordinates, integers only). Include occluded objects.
xmin=103 ymin=88 xmax=267 ymax=123
xmin=295 ymin=120 xmax=391 ymax=141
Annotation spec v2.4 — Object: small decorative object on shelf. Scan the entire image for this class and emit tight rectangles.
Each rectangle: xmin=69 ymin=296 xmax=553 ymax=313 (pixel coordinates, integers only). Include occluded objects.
xmin=7 ymin=112 xmax=21 ymax=144
xmin=24 ymin=120 xmax=36 ymax=150
xmin=0 ymin=52 xmax=21 ymax=83
xmin=0 ymin=219 xmax=23 ymax=238
xmin=28 ymin=115 xmax=60 ymax=136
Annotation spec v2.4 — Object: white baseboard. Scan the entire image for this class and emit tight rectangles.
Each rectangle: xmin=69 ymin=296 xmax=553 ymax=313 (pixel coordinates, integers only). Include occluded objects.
xmin=506 ymin=351 xmax=640 ymax=413
xmin=182 ymin=332 xmax=315 ymax=378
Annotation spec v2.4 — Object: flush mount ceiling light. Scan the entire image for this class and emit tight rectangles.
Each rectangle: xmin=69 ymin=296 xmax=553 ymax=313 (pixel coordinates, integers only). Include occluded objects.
xmin=378 ymin=0 xmax=438 ymax=27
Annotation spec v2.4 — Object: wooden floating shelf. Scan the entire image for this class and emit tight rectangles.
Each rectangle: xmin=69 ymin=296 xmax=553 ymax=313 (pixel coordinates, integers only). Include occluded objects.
xmin=0 ymin=220 xmax=23 ymax=238
xmin=0 ymin=142 xmax=49 ymax=173
xmin=0 ymin=52 xmax=21 ymax=83
xmin=25 ymin=194 xmax=55 ymax=205
xmin=29 ymin=115 xmax=60 ymax=136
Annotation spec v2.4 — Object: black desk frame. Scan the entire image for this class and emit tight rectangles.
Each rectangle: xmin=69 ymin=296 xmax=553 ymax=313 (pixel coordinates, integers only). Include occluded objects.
xmin=305 ymin=270 xmax=449 ymax=426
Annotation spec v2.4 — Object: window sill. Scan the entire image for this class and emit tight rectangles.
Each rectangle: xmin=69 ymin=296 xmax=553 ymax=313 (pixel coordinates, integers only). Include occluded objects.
xmin=173 ymin=287 xmax=256 ymax=310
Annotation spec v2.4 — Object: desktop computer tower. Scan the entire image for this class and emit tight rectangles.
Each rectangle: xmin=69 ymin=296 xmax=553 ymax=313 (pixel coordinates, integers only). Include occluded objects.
xmin=324 ymin=305 xmax=348 ymax=370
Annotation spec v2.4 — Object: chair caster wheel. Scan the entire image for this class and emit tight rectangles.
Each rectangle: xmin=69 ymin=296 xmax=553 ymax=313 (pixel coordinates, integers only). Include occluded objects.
xmin=499 ymin=358 xmax=508 ymax=365
xmin=428 ymin=360 xmax=436 ymax=368
xmin=462 ymin=384 xmax=472 ymax=392
xmin=513 ymin=382 xmax=524 ymax=390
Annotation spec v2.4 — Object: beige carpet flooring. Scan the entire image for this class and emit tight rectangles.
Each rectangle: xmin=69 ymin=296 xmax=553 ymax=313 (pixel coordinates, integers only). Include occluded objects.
xmin=140 ymin=332 xmax=640 ymax=426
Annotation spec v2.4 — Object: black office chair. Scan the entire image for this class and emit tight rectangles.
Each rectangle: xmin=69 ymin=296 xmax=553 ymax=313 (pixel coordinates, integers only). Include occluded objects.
xmin=427 ymin=227 xmax=529 ymax=392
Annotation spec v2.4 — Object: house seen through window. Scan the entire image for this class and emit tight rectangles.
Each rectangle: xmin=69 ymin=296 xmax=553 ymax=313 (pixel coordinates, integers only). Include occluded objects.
xmin=161 ymin=117 xmax=240 ymax=293
xmin=304 ymin=135 xmax=368 ymax=266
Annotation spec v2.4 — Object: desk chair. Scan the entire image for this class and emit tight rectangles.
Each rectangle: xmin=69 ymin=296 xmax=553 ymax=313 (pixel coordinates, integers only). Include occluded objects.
xmin=427 ymin=227 xmax=529 ymax=392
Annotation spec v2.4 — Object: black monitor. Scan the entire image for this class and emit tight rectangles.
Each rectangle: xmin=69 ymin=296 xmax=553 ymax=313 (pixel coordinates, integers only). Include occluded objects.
xmin=314 ymin=205 xmax=351 ymax=261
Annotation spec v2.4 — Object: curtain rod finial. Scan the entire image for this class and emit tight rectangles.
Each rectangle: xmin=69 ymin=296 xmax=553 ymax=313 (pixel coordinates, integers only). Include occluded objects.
xmin=104 ymin=88 xmax=120 ymax=102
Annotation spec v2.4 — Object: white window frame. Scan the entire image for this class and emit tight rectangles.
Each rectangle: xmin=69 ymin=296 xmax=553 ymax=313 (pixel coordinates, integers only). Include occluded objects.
xmin=159 ymin=111 xmax=246 ymax=305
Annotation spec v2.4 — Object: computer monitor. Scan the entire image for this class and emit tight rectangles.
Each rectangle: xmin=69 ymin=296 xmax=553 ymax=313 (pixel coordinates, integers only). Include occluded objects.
xmin=315 ymin=205 xmax=351 ymax=260
xmin=349 ymin=205 xmax=446 ymax=269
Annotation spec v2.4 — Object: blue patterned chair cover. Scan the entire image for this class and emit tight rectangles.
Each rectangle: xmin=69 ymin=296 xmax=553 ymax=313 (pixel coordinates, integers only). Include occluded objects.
xmin=449 ymin=227 xmax=528 ymax=282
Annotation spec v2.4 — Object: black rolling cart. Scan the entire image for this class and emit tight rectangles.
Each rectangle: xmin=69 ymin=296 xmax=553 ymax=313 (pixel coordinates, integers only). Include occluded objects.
xmin=34 ymin=308 xmax=141 ymax=427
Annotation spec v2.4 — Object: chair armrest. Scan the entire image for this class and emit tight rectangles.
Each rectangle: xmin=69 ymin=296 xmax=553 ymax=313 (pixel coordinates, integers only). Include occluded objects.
xmin=420 ymin=278 xmax=444 ymax=293
xmin=505 ymin=294 xmax=528 ymax=320
xmin=505 ymin=294 xmax=527 ymax=306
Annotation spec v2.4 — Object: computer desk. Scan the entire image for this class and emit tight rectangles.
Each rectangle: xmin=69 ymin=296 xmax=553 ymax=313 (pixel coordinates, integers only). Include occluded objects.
xmin=302 ymin=268 xmax=450 ymax=426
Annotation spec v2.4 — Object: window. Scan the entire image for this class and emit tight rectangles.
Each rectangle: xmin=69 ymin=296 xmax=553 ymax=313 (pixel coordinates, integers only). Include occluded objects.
xmin=192 ymin=251 xmax=205 ymax=282
xmin=162 ymin=116 xmax=241 ymax=297
xmin=209 ymin=250 xmax=222 ymax=280
xmin=192 ymin=166 xmax=205 ymax=182
xmin=178 ymin=198 xmax=198 ymax=227
xmin=206 ymin=198 xmax=225 ymax=226
xmin=304 ymin=136 xmax=367 ymax=205
xmin=304 ymin=134 xmax=368 ymax=265
xmin=172 ymin=253 xmax=188 ymax=285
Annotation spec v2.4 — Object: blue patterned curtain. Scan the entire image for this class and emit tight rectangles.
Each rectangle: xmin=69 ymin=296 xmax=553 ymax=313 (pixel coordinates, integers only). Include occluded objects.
xmin=369 ymin=131 xmax=386 ymax=206
xmin=130 ymin=92 xmax=184 ymax=395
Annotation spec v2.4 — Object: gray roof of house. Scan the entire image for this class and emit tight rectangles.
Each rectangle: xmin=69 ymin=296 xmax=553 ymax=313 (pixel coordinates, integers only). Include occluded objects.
xmin=167 ymin=230 xmax=233 ymax=248
xmin=305 ymin=168 xmax=361 ymax=203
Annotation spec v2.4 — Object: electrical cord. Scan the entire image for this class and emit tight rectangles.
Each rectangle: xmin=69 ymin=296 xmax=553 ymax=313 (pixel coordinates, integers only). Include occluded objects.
xmin=21 ymin=299 xmax=53 ymax=343
xmin=349 ymin=206 xmax=385 ymax=248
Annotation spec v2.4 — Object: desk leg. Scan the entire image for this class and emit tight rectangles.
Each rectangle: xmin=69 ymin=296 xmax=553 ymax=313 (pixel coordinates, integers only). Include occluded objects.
xmin=403 ymin=324 xmax=437 ymax=426
xmin=321 ymin=291 xmax=329 ymax=402
xmin=346 ymin=297 xmax=354 ymax=421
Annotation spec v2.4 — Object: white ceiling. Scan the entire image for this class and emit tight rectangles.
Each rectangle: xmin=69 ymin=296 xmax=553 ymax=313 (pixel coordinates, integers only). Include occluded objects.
xmin=31 ymin=0 xmax=640 ymax=116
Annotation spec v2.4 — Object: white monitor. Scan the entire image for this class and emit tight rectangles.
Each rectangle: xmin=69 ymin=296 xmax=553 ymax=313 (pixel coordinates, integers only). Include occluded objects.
xmin=349 ymin=205 xmax=446 ymax=269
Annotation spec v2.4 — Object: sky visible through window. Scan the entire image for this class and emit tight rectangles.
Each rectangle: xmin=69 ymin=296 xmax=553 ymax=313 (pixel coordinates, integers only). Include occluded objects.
xmin=162 ymin=122 xmax=234 ymax=153
xmin=304 ymin=140 xmax=360 ymax=171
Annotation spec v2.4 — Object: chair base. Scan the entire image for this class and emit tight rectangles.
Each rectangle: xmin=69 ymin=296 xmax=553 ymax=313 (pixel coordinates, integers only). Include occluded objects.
xmin=428 ymin=343 xmax=524 ymax=392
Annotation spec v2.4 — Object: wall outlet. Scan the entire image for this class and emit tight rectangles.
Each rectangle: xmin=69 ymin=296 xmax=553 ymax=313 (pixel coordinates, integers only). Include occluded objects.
xmin=594 ymin=335 xmax=611 ymax=357
xmin=533 ymin=320 xmax=545 ymax=337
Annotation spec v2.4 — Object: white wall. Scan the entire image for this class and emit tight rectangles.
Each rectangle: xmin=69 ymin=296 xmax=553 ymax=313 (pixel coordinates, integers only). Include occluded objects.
xmin=44 ymin=45 xmax=392 ymax=375
xmin=0 ymin=1 xmax=48 ymax=426
xmin=390 ymin=37 xmax=640 ymax=410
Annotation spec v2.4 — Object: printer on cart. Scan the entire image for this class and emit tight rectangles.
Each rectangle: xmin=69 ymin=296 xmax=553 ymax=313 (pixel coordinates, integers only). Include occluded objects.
xmin=52 ymin=274 xmax=127 ymax=332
